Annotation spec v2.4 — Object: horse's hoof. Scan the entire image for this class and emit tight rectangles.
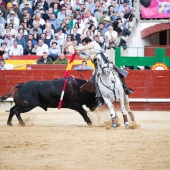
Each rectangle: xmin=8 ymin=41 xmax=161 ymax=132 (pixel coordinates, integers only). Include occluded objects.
xmin=111 ymin=124 xmax=116 ymax=129
xmin=125 ymin=122 xmax=129 ymax=127
xmin=87 ymin=121 xmax=92 ymax=126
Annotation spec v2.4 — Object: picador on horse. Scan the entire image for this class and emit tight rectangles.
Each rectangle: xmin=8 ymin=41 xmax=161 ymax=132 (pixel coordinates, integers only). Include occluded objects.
xmin=74 ymin=37 xmax=133 ymax=107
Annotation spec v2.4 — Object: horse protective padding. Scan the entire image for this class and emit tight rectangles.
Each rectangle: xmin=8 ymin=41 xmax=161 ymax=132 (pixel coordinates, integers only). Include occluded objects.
xmin=80 ymin=75 xmax=95 ymax=92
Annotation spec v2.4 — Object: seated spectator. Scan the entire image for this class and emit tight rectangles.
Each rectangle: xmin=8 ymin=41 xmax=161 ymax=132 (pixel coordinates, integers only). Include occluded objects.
xmin=36 ymin=52 xmax=53 ymax=64
xmin=24 ymin=39 xmax=35 ymax=55
xmin=102 ymin=35 xmax=110 ymax=50
xmin=94 ymin=6 xmax=103 ymax=24
xmin=15 ymin=33 xmax=27 ymax=49
xmin=98 ymin=22 xmax=107 ymax=36
xmin=62 ymin=34 xmax=74 ymax=54
xmin=108 ymin=41 xmax=117 ymax=50
xmin=94 ymin=35 xmax=103 ymax=47
xmin=104 ymin=25 xmax=117 ymax=42
xmin=119 ymin=0 xmax=134 ymax=14
xmin=0 ymin=42 xmax=9 ymax=59
xmin=33 ymin=12 xmax=45 ymax=28
xmin=0 ymin=10 xmax=6 ymax=31
xmin=49 ymin=41 xmax=61 ymax=61
xmin=74 ymin=60 xmax=93 ymax=70
xmin=43 ymin=22 xmax=55 ymax=36
xmin=55 ymin=53 xmax=68 ymax=64
xmin=9 ymin=40 xmax=23 ymax=56
xmin=32 ymin=28 xmax=40 ymax=44
xmin=3 ymin=34 xmax=15 ymax=49
xmin=32 ymin=39 xmax=49 ymax=55
xmin=53 ymin=2 xmax=60 ymax=17
xmin=49 ymin=13 xmax=60 ymax=30
xmin=29 ymin=21 xmax=42 ymax=36
xmin=27 ymin=34 xmax=37 ymax=46
xmin=7 ymin=11 xmax=19 ymax=28
xmin=71 ymin=27 xmax=81 ymax=44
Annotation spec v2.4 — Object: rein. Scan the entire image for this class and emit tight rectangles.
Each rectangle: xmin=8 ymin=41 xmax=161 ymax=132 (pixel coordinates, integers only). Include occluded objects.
xmin=99 ymin=73 xmax=116 ymax=101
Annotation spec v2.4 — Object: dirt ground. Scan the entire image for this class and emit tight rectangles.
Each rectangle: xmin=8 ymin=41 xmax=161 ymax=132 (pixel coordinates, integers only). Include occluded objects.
xmin=0 ymin=106 xmax=170 ymax=170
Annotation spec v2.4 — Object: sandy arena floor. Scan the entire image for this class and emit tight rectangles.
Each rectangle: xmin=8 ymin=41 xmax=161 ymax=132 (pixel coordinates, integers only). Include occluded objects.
xmin=0 ymin=105 xmax=170 ymax=170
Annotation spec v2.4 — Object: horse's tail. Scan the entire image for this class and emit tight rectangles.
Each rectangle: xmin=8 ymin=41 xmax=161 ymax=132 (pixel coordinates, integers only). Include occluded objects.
xmin=0 ymin=83 xmax=25 ymax=101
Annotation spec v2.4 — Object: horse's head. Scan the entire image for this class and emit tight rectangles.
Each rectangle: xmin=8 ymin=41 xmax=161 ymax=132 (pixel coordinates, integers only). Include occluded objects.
xmin=96 ymin=53 xmax=110 ymax=77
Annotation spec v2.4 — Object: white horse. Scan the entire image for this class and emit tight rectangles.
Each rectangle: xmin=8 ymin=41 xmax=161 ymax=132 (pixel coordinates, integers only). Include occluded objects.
xmin=95 ymin=53 xmax=135 ymax=128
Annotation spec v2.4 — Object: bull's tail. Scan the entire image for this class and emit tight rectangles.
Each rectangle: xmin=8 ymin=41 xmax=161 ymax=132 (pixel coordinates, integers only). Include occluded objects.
xmin=0 ymin=83 xmax=25 ymax=101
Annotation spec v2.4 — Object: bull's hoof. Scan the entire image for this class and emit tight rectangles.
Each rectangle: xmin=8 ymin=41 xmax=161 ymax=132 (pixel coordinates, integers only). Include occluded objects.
xmin=20 ymin=123 xmax=25 ymax=127
xmin=87 ymin=122 xmax=92 ymax=126
xmin=7 ymin=122 xmax=13 ymax=126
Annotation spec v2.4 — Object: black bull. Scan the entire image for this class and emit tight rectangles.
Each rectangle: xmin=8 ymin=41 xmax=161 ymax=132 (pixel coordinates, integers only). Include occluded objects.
xmin=0 ymin=77 xmax=97 ymax=126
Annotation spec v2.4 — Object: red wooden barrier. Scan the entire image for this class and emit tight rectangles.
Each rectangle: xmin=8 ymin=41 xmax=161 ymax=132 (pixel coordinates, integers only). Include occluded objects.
xmin=1 ymin=70 xmax=170 ymax=110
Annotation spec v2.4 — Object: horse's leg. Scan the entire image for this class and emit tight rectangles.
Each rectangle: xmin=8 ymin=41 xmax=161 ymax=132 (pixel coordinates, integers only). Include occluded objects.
xmin=103 ymin=98 xmax=117 ymax=128
xmin=119 ymin=94 xmax=129 ymax=127
xmin=124 ymin=94 xmax=135 ymax=121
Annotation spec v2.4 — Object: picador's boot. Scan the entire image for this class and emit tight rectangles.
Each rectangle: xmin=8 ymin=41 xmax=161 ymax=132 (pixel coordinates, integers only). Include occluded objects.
xmin=111 ymin=117 xmax=117 ymax=129
xmin=120 ymin=77 xmax=134 ymax=95
xmin=123 ymin=84 xmax=134 ymax=95
xmin=123 ymin=115 xmax=129 ymax=127
xmin=96 ymin=97 xmax=104 ymax=107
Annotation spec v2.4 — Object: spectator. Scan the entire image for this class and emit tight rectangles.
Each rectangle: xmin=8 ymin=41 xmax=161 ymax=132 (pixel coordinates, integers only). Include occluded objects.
xmin=12 ymin=2 xmax=21 ymax=19
xmin=15 ymin=33 xmax=27 ymax=49
xmin=32 ymin=28 xmax=40 ymax=44
xmin=43 ymin=22 xmax=54 ymax=35
xmin=98 ymin=22 xmax=107 ymax=36
xmin=0 ymin=10 xmax=6 ymax=30
xmin=102 ymin=35 xmax=110 ymax=50
xmin=104 ymin=25 xmax=118 ymax=42
xmin=98 ymin=10 xmax=108 ymax=23
xmin=9 ymin=40 xmax=23 ymax=56
xmin=57 ymin=6 xmax=67 ymax=22
xmin=94 ymin=35 xmax=103 ymax=47
xmin=55 ymin=53 xmax=68 ymax=64
xmin=50 ymin=0 xmax=60 ymax=9
xmin=49 ymin=13 xmax=60 ymax=30
xmin=55 ymin=27 xmax=67 ymax=52
xmin=53 ymin=3 xmax=60 ymax=17
xmin=49 ymin=41 xmax=61 ymax=61
xmin=71 ymin=27 xmax=81 ymax=45
xmin=84 ymin=11 xmax=98 ymax=28
xmin=97 ymin=30 xmax=104 ymax=43
xmin=62 ymin=34 xmax=74 ymax=54
xmin=85 ymin=0 xmax=95 ymax=13
xmin=0 ymin=0 xmax=5 ymax=7
xmin=103 ymin=16 xmax=111 ymax=28
xmin=108 ymin=41 xmax=116 ymax=50
xmin=3 ymin=34 xmax=15 ymax=48
xmin=0 ymin=42 xmax=9 ymax=59
xmin=91 ymin=1 xmax=100 ymax=16
xmin=94 ymin=6 xmax=103 ymax=24
xmin=24 ymin=39 xmax=35 ymax=55
xmin=32 ymin=39 xmax=49 ymax=55
xmin=73 ymin=17 xmax=85 ymax=34
xmin=25 ymin=12 xmax=33 ymax=28
xmin=7 ymin=0 xmax=15 ymax=10
xmin=44 ymin=30 xmax=53 ymax=47
xmin=27 ymin=34 xmax=37 ymax=46
xmin=29 ymin=21 xmax=42 ymax=34
xmin=108 ymin=5 xmax=116 ymax=21
xmin=110 ymin=0 xmax=119 ymax=14
xmin=118 ymin=0 xmax=134 ymax=13
xmin=20 ymin=1 xmax=32 ymax=14
xmin=74 ymin=60 xmax=93 ymax=70
xmin=33 ymin=12 xmax=45 ymax=28
xmin=7 ymin=11 xmax=19 ymax=29
xmin=36 ymin=51 xmax=53 ymax=64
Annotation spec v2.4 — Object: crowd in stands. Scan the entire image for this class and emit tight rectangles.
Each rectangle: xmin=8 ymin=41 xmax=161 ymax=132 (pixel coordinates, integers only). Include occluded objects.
xmin=0 ymin=0 xmax=135 ymax=62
